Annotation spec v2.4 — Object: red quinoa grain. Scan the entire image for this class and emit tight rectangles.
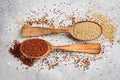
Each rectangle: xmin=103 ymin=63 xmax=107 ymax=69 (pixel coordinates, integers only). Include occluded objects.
xmin=21 ymin=39 xmax=48 ymax=58
xmin=9 ymin=40 xmax=37 ymax=67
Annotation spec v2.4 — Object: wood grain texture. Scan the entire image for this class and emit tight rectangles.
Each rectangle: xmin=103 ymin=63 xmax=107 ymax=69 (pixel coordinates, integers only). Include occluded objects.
xmin=53 ymin=43 xmax=101 ymax=54
xmin=21 ymin=26 xmax=68 ymax=37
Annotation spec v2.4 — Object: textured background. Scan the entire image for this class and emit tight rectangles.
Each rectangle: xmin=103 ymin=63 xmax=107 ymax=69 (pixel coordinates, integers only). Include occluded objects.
xmin=0 ymin=0 xmax=120 ymax=80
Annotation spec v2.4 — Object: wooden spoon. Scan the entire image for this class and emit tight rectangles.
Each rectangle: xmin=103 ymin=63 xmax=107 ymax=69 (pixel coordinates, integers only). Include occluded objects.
xmin=20 ymin=38 xmax=101 ymax=58
xmin=21 ymin=21 xmax=102 ymax=40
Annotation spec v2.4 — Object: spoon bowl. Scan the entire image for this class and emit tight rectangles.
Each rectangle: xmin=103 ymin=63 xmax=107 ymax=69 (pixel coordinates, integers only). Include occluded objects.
xmin=20 ymin=38 xmax=52 ymax=58
xmin=69 ymin=21 xmax=102 ymax=40
xmin=20 ymin=38 xmax=101 ymax=58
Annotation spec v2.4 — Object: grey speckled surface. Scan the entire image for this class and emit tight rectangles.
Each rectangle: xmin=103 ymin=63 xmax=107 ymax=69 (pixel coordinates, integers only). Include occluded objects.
xmin=0 ymin=0 xmax=120 ymax=80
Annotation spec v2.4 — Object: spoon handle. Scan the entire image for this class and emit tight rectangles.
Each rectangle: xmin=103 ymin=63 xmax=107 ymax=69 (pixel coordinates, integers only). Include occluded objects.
xmin=54 ymin=43 xmax=101 ymax=54
xmin=21 ymin=25 xmax=68 ymax=37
